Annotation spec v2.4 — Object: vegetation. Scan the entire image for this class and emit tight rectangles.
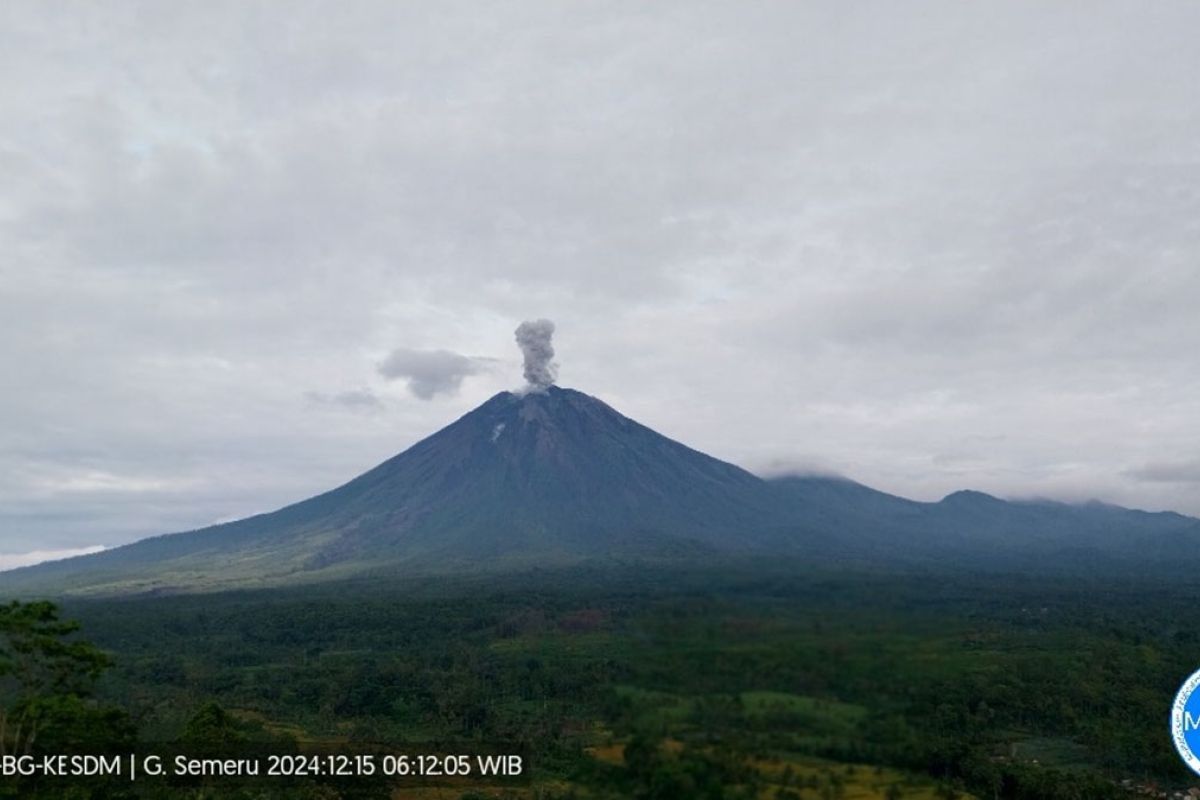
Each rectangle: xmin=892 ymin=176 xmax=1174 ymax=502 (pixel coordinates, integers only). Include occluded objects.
xmin=0 ymin=601 xmax=131 ymax=755
xmin=2 ymin=563 xmax=1196 ymax=797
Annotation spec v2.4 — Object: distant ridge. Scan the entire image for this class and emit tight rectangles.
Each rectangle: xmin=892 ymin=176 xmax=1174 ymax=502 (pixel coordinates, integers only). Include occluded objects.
xmin=4 ymin=386 xmax=1200 ymax=596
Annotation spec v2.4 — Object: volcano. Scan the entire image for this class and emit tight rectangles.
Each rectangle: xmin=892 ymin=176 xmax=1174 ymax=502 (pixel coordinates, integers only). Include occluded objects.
xmin=265 ymin=386 xmax=789 ymax=565
xmin=1 ymin=387 xmax=790 ymax=594
xmin=5 ymin=386 xmax=1200 ymax=595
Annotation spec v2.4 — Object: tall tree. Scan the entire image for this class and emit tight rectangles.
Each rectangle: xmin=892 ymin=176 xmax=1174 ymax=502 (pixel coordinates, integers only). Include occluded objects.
xmin=0 ymin=600 xmax=112 ymax=755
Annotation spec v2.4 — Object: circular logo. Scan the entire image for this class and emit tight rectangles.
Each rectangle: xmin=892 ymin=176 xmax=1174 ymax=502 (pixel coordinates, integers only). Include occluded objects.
xmin=1172 ymin=668 xmax=1200 ymax=774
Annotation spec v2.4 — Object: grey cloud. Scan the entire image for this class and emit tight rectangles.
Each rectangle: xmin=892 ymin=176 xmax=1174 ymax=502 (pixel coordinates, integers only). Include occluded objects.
xmin=305 ymin=389 xmax=384 ymax=412
xmin=1126 ymin=461 xmax=1200 ymax=484
xmin=378 ymin=349 xmax=487 ymax=400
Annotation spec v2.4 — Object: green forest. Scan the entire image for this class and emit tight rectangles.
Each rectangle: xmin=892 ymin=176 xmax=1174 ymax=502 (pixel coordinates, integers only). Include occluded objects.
xmin=2 ymin=563 xmax=1197 ymax=799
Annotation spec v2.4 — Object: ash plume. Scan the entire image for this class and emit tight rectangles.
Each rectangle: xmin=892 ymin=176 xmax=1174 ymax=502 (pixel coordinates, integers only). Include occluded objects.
xmin=515 ymin=319 xmax=557 ymax=391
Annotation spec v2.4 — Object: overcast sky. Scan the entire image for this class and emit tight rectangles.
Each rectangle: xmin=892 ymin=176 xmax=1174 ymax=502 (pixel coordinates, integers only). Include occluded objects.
xmin=2 ymin=2 xmax=1199 ymax=565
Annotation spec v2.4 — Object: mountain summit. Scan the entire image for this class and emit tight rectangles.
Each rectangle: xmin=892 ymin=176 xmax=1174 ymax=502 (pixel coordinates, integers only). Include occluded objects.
xmin=284 ymin=386 xmax=784 ymax=565
xmin=5 ymin=386 xmax=1200 ymax=595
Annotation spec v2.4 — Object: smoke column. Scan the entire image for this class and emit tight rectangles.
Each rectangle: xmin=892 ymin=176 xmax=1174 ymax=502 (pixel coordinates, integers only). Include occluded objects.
xmin=515 ymin=319 xmax=557 ymax=391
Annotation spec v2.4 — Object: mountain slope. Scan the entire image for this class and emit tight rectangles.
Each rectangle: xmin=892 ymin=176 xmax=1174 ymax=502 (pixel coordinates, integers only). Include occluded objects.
xmin=1 ymin=387 xmax=787 ymax=594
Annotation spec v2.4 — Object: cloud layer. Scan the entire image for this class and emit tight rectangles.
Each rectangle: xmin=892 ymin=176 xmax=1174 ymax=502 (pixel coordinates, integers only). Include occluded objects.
xmin=2 ymin=1 xmax=1199 ymax=558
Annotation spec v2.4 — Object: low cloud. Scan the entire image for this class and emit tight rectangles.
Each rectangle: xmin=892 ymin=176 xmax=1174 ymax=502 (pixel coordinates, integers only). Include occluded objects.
xmin=305 ymin=389 xmax=384 ymax=412
xmin=1125 ymin=460 xmax=1200 ymax=483
xmin=378 ymin=348 xmax=487 ymax=400
xmin=753 ymin=456 xmax=847 ymax=480
xmin=0 ymin=545 xmax=107 ymax=573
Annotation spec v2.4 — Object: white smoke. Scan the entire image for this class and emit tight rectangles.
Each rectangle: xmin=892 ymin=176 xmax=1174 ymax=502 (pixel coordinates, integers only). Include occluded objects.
xmin=515 ymin=319 xmax=557 ymax=391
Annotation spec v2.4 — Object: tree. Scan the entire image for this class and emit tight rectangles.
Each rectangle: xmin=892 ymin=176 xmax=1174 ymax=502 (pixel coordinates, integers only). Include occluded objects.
xmin=0 ymin=600 xmax=114 ymax=755
xmin=181 ymin=701 xmax=250 ymax=748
